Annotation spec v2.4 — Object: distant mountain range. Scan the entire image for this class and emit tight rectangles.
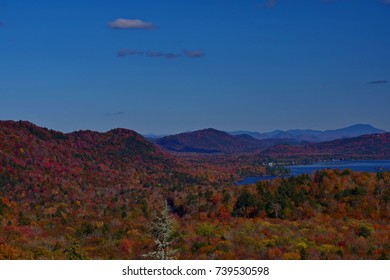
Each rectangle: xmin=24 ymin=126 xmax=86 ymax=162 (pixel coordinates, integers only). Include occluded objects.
xmin=228 ymin=124 xmax=386 ymax=142
xmin=155 ymin=128 xmax=296 ymax=154
xmin=1 ymin=121 xmax=388 ymax=164
xmin=155 ymin=125 xmax=389 ymax=157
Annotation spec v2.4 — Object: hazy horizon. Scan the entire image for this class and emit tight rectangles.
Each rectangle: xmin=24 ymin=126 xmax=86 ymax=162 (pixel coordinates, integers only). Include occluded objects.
xmin=1 ymin=119 xmax=387 ymax=136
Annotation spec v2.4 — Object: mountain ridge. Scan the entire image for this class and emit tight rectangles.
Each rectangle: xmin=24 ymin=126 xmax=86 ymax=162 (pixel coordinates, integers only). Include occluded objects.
xmin=228 ymin=124 xmax=386 ymax=142
xmin=155 ymin=128 xmax=295 ymax=154
xmin=261 ymin=132 xmax=390 ymax=160
xmin=1 ymin=121 xmax=388 ymax=159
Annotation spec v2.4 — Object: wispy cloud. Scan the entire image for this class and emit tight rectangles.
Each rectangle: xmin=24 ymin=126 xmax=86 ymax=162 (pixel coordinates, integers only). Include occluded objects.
xmin=117 ymin=49 xmax=205 ymax=59
xmin=368 ymin=80 xmax=388 ymax=84
xmin=145 ymin=51 xmax=181 ymax=59
xmin=0 ymin=21 xmax=4 ymax=27
xmin=108 ymin=18 xmax=156 ymax=30
xmin=383 ymin=0 xmax=390 ymax=5
xmin=183 ymin=50 xmax=205 ymax=58
xmin=105 ymin=111 xmax=125 ymax=116
xmin=117 ymin=49 xmax=180 ymax=59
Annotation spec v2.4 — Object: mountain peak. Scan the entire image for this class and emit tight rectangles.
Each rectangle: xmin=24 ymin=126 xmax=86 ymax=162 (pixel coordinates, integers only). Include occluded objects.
xmin=338 ymin=123 xmax=385 ymax=132
xmin=107 ymin=127 xmax=140 ymax=136
xmin=197 ymin=128 xmax=227 ymax=134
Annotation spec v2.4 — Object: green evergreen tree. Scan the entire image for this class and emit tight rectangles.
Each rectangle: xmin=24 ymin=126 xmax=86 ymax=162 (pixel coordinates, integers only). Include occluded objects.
xmin=232 ymin=190 xmax=257 ymax=217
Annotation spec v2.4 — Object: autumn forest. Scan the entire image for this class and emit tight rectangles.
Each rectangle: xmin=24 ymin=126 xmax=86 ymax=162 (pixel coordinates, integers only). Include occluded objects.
xmin=0 ymin=121 xmax=389 ymax=260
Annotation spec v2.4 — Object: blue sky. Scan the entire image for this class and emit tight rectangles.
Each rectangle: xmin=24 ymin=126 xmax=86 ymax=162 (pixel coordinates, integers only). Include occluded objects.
xmin=1 ymin=0 xmax=389 ymax=134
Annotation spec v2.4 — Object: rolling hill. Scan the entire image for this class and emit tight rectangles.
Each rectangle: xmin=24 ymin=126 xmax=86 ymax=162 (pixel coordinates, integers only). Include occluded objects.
xmin=0 ymin=120 xmax=188 ymax=191
xmin=155 ymin=128 xmax=295 ymax=154
xmin=261 ymin=132 xmax=390 ymax=160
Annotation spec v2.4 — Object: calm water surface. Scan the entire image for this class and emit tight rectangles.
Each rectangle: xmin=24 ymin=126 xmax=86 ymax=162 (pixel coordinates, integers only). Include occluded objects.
xmin=236 ymin=160 xmax=390 ymax=185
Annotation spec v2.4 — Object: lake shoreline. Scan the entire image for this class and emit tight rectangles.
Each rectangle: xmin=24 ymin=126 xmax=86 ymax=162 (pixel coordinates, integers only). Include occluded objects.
xmin=235 ymin=160 xmax=390 ymax=185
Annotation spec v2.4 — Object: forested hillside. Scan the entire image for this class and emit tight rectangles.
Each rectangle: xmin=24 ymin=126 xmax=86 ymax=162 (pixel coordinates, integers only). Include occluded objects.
xmin=156 ymin=128 xmax=293 ymax=154
xmin=0 ymin=121 xmax=389 ymax=260
xmin=261 ymin=133 xmax=390 ymax=162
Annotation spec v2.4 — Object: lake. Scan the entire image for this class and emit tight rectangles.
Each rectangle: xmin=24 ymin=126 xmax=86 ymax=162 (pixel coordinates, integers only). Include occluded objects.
xmin=235 ymin=160 xmax=390 ymax=185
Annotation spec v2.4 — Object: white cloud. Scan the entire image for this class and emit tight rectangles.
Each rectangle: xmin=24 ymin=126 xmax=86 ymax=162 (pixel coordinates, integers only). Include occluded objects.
xmin=108 ymin=18 xmax=156 ymax=30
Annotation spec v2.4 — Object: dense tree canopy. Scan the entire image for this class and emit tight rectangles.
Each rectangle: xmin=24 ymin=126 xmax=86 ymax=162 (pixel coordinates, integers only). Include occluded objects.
xmin=0 ymin=121 xmax=389 ymax=260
